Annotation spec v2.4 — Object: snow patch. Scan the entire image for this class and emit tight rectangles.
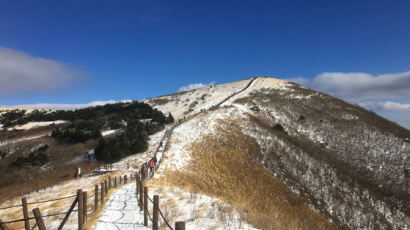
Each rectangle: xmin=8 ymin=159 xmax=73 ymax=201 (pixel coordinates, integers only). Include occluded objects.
xmin=11 ymin=120 xmax=67 ymax=130
xmin=101 ymin=129 xmax=118 ymax=136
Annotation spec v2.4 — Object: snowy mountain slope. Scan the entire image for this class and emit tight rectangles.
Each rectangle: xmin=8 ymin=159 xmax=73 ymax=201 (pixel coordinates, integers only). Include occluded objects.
xmin=1 ymin=77 xmax=409 ymax=229
xmin=148 ymin=77 xmax=410 ymax=230
xmin=141 ymin=78 xmax=254 ymax=119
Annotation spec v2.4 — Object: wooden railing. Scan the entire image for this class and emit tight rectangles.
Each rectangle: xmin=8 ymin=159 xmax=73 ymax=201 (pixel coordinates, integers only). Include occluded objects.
xmin=0 ymin=172 xmax=136 ymax=230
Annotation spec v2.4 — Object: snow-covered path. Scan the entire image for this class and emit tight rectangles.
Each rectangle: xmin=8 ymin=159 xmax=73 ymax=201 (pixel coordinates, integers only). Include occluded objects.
xmin=93 ymin=183 xmax=149 ymax=230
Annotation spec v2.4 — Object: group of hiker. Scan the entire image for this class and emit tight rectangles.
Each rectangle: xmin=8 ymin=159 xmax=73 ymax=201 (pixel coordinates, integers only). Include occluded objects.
xmin=140 ymin=156 xmax=157 ymax=179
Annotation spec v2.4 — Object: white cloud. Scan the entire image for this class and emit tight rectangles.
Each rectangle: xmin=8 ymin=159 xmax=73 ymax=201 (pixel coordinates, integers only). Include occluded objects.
xmin=285 ymin=71 xmax=410 ymax=129
xmin=287 ymin=71 xmax=410 ymax=100
xmin=12 ymin=100 xmax=132 ymax=110
xmin=376 ymin=101 xmax=410 ymax=111
xmin=178 ymin=82 xmax=215 ymax=92
xmin=360 ymin=101 xmax=410 ymax=112
xmin=314 ymin=72 xmax=410 ymax=100
xmin=0 ymin=47 xmax=83 ymax=95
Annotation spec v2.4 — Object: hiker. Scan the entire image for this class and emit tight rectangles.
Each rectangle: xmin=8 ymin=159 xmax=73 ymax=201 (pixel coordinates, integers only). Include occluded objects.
xmin=152 ymin=156 xmax=158 ymax=169
xmin=148 ymin=159 xmax=155 ymax=177
xmin=141 ymin=163 xmax=148 ymax=180
xmin=140 ymin=165 xmax=144 ymax=179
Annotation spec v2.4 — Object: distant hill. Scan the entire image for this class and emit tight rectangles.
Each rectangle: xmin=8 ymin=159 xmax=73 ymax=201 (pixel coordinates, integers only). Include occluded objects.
xmin=0 ymin=101 xmax=172 ymax=201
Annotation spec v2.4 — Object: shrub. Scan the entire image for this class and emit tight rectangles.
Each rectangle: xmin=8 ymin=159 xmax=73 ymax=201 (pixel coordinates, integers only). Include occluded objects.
xmin=9 ymin=152 xmax=49 ymax=168
xmin=95 ymin=122 xmax=148 ymax=163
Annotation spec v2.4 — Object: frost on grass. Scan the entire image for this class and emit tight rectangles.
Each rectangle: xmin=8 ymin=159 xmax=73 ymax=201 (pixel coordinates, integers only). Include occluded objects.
xmin=153 ymin=119 xmax=336 ymax=230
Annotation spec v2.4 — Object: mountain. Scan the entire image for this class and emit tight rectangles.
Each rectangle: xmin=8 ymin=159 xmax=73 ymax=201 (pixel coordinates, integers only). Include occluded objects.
xmin=0 ymin=77 xmax=409 ymax=229
xmin=145 ymin=77 xmax=410 ymax=229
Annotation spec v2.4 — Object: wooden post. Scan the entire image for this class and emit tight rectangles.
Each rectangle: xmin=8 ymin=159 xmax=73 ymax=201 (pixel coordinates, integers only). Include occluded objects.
xmin=136 ymin=177 xmax=139 ymax=199
xmin=95 ymin=185 xmax=99 ymax=209
xmin=58 ymin=197 xmax=78 ymax=230
xmin=0 ymin=219 xmax=11 ymax=230
xmin=119 ymin=176 xmax=122 ymax=184
xmin=139 ymin=181 xmax=144 ymax=211
xmin=22 ymin=197 xmax=30 ymax=230
xmin=114 ymin=176 xmax=117 ymax=187
xmin=153 ymin=195 xmax=159 ymax=230
xmin=104 ymin=180 xmax=108 ymax=193
xmin=100 ymin=183 xmax=104 ymax=204
xmin=32 ymin=208 xmax=47 ymax=230
xmin=77 ymin=189 xmax=83 ymax=230
xmin=83 ymin=191 xmax=88 ymax=223
xmin=175 ymin=222 xmax=185 ymax=230
xmin=124 ymin=175 xmax=128 ymax=184
xmin=108 ymin=177 xmax=111 ymax=189
xmin=144 ymin=186 xmax=148 ymax=226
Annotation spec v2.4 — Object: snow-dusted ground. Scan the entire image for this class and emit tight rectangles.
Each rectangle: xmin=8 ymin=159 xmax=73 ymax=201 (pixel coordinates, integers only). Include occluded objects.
xmin=93 ymin=182 xmax=258 ymax=230
xmin=0 ymin=128 xmax=167 ymax=230
xmin=142 ymin=79 xmax=253 ymax=119
xmin=147 ymin=186 xmax=258 ymax=230
xmin=92 ymin=78 xmax=265 ymax=229
xmin=93 ymin=183 xmax=149 ymax=230
xmin=0 ymin=133 xmax=48 ymax=147
xmin=0 ymin=77 xmax=284 ymax=229
xmin=101 ymin=129 xmax=119 ymax=136
xmin=11 ymin=120 xmax=67 ymax=130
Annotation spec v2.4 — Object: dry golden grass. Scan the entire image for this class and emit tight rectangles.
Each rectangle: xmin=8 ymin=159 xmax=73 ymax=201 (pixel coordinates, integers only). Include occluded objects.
xmin=0 ymin=161 xmax=100 ymax=204
xmin=152 ymin=120 xmax=340 ymax=230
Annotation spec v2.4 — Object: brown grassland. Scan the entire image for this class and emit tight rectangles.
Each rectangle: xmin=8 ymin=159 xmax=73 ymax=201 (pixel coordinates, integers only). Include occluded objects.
xmin=152 ymin=120 xmax=340 ymax=230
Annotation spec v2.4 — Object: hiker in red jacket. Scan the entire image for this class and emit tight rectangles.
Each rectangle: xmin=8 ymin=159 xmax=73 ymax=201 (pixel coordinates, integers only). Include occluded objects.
xmin=148 ymin=159 xmax=155 ymax=177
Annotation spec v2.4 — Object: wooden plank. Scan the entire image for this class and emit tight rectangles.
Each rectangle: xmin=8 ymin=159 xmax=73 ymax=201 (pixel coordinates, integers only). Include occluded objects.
xmin=32 ymin=208 xmax=46 ymax=230
xmin=144 ymin=187 xmax=148 ymax=226
xmin=153 ymin=195 xmax=159 ymax=230
xmin=175 ymin=222 xmax=185 ymax=230
xmin=0 ymin=219 xmax=11 ymax=230
xmin=83 ymin=191 xmax=88 ymax=223
xmin=77 ymin=189 xmax=83 ymax=230
xmin=139 ymin=181 xmax=144 ymax=211
xmin=95 ymin=185 xmax=99 ymax=210
xmin=100 ymin=183 xmax=104 ymax=204
xmin=21 ymin=197 xmax=30 ymax=230
xmin=58 ymin=197 xmax=78 ymax=230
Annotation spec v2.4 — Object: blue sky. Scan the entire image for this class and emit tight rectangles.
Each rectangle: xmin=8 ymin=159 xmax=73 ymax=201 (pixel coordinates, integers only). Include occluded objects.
xmin=0 ymin=0 xmax=409 ymax=128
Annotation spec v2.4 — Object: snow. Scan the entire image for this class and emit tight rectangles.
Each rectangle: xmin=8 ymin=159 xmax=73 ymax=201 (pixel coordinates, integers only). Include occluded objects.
xmin=0 ymin=128 xmax=167 ymax=230
xmin=11 ymin=120 xmax=67 ymax=130
xmin=0 ymin=134 xmax=47 ymax=147
xmin=101 ymin=129 xmax=118 ymax=136
xmin=93 ymin=183 xmax=259 ymax=230
xmin=93 ymin=183 xmax=149 ymax=230
xmin=142 ymin=79 xmax=253 ymax=119
xmin=155 ymin=112 xmax=224 ymax=172
xmin=148 ymin=186 xmax=259 ymax=230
